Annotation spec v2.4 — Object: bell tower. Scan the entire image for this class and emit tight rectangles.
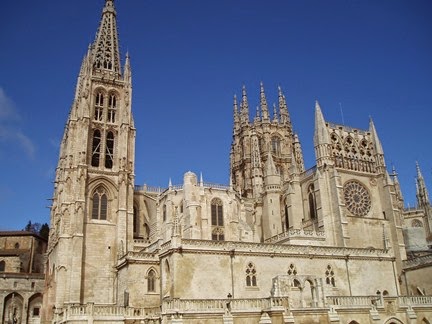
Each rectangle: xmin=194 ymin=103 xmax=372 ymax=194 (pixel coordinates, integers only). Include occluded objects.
xmin=43 ymin=0 xmax=135 ymax=320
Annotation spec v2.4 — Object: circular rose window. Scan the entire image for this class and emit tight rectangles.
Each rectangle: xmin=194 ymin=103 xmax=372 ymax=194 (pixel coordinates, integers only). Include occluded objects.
xmin=343 ymin=181 xmax=371 ymax=216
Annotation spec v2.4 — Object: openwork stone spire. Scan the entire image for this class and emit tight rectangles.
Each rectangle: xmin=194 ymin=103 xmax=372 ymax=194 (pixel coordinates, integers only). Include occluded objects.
xmin=92 ymin=0 xmax=121 ymax=75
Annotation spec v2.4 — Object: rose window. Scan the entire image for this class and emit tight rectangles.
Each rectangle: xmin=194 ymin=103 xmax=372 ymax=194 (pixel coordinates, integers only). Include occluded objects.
xmin=343 ymin=181 xmax=371 ymax=216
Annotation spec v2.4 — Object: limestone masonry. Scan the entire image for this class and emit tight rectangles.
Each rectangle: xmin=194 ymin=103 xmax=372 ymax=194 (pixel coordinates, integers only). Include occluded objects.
xmin=2 ymin=1 xmax=431 ymax=323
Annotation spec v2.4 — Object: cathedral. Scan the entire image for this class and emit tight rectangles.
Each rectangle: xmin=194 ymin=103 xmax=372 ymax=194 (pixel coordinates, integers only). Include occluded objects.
xmin=4 ymin=0 xmax=428 ymax=323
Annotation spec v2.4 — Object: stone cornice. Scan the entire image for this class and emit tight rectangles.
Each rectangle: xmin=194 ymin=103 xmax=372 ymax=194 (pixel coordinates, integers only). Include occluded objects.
xmin=158 ymin=238 xmax=393 ymax=261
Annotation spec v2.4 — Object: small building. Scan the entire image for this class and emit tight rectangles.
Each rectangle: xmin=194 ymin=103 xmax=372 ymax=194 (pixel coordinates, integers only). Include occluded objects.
xmin=0 ymin=231 xmax=47 ymax=324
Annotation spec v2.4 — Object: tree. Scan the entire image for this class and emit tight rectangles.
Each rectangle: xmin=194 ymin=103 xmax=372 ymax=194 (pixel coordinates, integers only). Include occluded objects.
xmin=24 ymin=221 xmax=50 ymax=240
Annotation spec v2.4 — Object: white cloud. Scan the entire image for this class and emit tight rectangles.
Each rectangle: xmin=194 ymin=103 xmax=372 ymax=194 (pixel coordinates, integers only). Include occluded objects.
xmin=0 ymin=87 xmax=36 ymax=158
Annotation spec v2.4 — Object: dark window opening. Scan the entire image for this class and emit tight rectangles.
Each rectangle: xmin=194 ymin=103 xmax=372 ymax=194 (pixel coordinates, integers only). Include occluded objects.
xmin=105 ymin=131 xmax=114 ymax=168
xmin=91 ymin=130 xmax=101 ymax=167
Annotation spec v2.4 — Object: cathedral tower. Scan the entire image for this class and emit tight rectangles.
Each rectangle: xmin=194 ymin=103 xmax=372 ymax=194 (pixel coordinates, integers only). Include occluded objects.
xmin=230 ymin=84 xmax=305 ymax=199
xmin=43 ymin=0 xmax=135 ymax=320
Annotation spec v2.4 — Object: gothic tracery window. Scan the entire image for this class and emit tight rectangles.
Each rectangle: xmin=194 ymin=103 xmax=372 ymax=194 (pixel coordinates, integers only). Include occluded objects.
xmin=211 ymin=198 xmax=224 ymax=241
xmin=147 ymin=269 xmax=156 ymax=292
xmin=108 ymin=94 xmax=117 ymax=123
xmin=308 ymin=184 xmax=317 ymax=220
xmin=92 ymin=187 xmax=108 ymax=220
xmin=271 ymin=136 xmax=281 ymax=156
xmin=412 ymin=219 xmax=423 ymax=227
xmin=287 ymin=263 xmax=297 ymax=276
xmin=325 ymin=264 xmax=335 ymax=287
xmin=94 ymin=92 xmax=104 ymax=121
xmin=105 ymin=131 xmax=114 ymax=168
xmin=246 ymin=262 xmax=257 ymax=287
xmin=91 ymin=129 xmax=102 ymax=167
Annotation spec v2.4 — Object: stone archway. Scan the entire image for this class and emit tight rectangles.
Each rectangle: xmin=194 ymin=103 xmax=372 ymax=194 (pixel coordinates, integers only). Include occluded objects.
xmin=3 ymin=293 xmax=24 ymax=324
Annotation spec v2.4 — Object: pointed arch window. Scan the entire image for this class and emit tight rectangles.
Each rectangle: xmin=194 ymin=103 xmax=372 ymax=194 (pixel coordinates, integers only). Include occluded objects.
xmin=308 ymin=184 xmax=317 ymax=220
xmin=211 ymin=198 xmax=224 ymax=241
xmin=92 ymin=187 xmax=108 ymax=220
xmin=246 ymin=262 xmax=257 ymax=287
xmin=133 ymin=206 xmax=139 ymax=237
xmin=108 ymin=94 xmax=117 ymax=123
xmin=0 ymin=260 xmax=5 ymax=272
xmin=91 ymin=130 xmax=102 ymax=167
xmin=271 ymin=136 xmax=281 ymax=156
xmin=105 ymin=131 xmax=114 ymax=168
xmin=147 ymin=269 xmax=156 ymax=292
xmin=94 ymin=92 xmax=104 ymax=121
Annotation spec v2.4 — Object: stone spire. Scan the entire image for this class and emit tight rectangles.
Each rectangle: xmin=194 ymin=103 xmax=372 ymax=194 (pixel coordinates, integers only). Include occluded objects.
xmin=92 ymin=0 xmax=121 ymax=75
xmin=260 ymin=82 xmax=270 ymax=121
xmin=240 ymin=85 xmax=250 ymax=125
xmin=313 ymin=100 xmax=330 ymax=146
xmin=278 ymin=86 xmax=291 ymax=126
xmin=233 ymin=94 xmax=240 ymax=130
xmin=416 ymin=161 xmax=430 ymax=206
xmin=369 ymin=117 xmax=386 ymax=173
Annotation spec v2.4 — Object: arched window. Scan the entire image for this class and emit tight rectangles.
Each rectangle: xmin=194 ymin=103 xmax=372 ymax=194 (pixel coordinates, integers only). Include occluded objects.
xmin=284 ymin=203 xmax=289 ymax=231
xmin=147 ymin=269 xmax=156 ymax=292
xmin=211 ymin=198 xmax=223 ymax=226
xmin=162 ymin=204 xmax=166 ymax=222
xmin=308 ymin=184 xmax=317 ymax=220
xmin=412 ymin=219 xmax=423 ymax=227
xmin=14 ymin=242 xmax=20 ymax=249
xmin=271 ymin=137 xmax=281 ymax=156
xmin=92 ymin=187 xmax=108 ymax=220
xmin=325 ymin=265 xmax=335 ymax=287
xmin=0 ymin=260 xmax=5 ymax=272
xmin=91 ymin=129 xmax=102 ymax=167
xmin=246 ymin=262 xmax=257 ymax=287
xmin=211 ymin=198 xmax=224 ymax=241
xmin=105 ymin=131 xmax=114 ymax=169
xmin=107 ymin=94 xmax=117 ymax=123
xmin=94 ymin=92 xmax=104 ymax=121
xmin=133 ymin=206 xmax=139 ymax=237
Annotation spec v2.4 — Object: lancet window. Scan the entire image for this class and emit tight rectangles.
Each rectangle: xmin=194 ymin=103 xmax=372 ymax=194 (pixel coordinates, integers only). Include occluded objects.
xmin=107 ymin=94 xmax=117 ymax=123
xmin=271 ymin=136 xmax=281 ymax=156
xmin=94 ymin=92 xmax=104 ymax=121
xmin=92 ymin=187 xmax=108 ymax=220
xmin=133 ymin=206 xmax=139 ymax=237
xmin=211 ymin=198 xmax=224 ymax=241
xmin=246 ymin=262 xmax=257 ymax=287
xmin=0 ymin=260 xmax=5 ymax=272
xmin=147 ymin=269 xmax=156 ymax=292
xmin=308 ymin=184 xmax=317 ymax=220
xmin=91 ymin=130 xmax=102 ymax=167
xmin=105 ymin=131 xmax=114 ymax=168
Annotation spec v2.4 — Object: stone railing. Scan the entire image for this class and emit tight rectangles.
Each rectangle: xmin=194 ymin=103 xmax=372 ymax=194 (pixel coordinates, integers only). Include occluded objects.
xmin=177 ymin=239 xmax=391 ymax=260
xmin=134 ymin=184 xmax=165 ymax=193
xmin=56 ymin=304 xmax=160 ymax=322
xmin=265 ymin=229 xmax=326 ymax=243
xmin=327 ymin=296 xmax=382 ymax=308
xmin=163 ymin=297 xmax=289 ymax=313
xmin=202 ymin=182 xmax=230 ymax=190
xmin=399 ymin=296 xmax=432 ymax=306
xmin=403 ymin=254 xmax=432 ymax=268
xmin=326 ymin=122 xmax=368 ymax=135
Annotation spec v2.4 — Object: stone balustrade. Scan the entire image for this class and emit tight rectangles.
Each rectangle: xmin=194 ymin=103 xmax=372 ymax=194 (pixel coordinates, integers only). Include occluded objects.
xmin=399 ymin=296 xmax=432 ymax=306
xmin=265 ymin=229 xmax=326 ymax=243
xmin=56 ymin=304 xmax=160 ymax=322
xmin=327 ymin=295 xmax=382 ymax=308
xmin=163 ymin=297 xmax=289 ymax=313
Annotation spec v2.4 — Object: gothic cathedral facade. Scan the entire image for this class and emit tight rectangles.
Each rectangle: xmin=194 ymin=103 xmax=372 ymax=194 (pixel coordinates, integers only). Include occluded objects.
xmin=40 ymin=1 xmax=432 ymax=323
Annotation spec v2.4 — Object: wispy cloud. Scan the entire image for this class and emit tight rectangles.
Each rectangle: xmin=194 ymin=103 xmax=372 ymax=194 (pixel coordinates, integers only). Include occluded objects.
xmin=0 ymin=87 xmax=36 ymax=159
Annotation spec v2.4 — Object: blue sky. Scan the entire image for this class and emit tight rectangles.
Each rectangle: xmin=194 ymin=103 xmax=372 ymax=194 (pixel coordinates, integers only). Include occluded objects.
xmin=0 ymin=0 xmax=431 ymax=230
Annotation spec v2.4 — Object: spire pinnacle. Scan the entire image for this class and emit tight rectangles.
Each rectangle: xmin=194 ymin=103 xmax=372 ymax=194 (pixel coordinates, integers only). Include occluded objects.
xmin=278 ymin=86 xmax=290 ymax=125
xmin=314 ymin=100 xmax=330 ymax=146
xmin=240 ymin=85 xmax=249 ymax=124
xmin=260 ymin=82 xmax=269 ymax=120
xmin=92 ymin=0 xmax=121 ymax=75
